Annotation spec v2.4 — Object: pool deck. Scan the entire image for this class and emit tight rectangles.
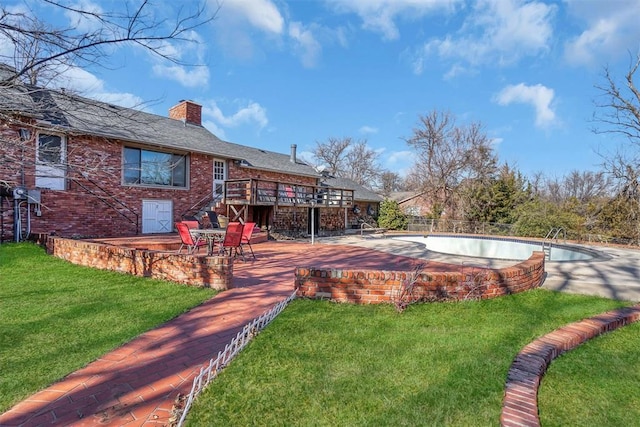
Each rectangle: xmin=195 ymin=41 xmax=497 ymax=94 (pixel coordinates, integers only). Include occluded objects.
xmin=1 ymin=234 xmax=638 ymax=426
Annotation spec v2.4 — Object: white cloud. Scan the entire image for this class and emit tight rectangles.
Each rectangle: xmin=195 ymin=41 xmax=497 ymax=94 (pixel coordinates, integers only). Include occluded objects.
xmin=152 ymin=64 xmax=210 ymax=88
xmin=96 ymin=92 xmax=146 ymax=109
xmin=211 ymin=0 xmax=285 ymax=60
xmin=495 ymin=83 xmax=556 ymax=128
xmin=443 ymin=64 xmax=469 ymax=80
xmin=327 ymin=0 xmax=461 ymax=40
xmin=202 ymin=100 xmax=268 ymax=130
xmin=563 ymin=0 xmax=640 ymax=66
xmin=412 ymin=0 xmax=556 ymax=74
xmin=288 ymin=22 xmax=322 ymax=68
xmin=221 ymin=0 xmax=284 ymax=35
xmin=359 ymin=125 xmax=379 ymax=134
xmin=384 ymin=150 xmax=414 ymax=176
xmin=148 ymin=30 xmax=210 ymax=87
xmin=49 ymin=66 xmax=145 ymax=108
xmin=202 ymin=120 xmax=227 ymax=139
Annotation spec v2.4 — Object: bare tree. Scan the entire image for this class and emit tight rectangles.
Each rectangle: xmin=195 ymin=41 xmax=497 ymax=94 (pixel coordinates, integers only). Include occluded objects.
xmin=404 ymin=110 xmax=496 ymax=218
xmin=563 ymin=170 xmax=612 ymax=202
xmin=529 ymin=170 xmax=611 ymax=206
xmin=593 ymin=52 xmax=640 ymax=242
xmin=380 ymin=171 xmax=403 ymax=196
xmin=312 ymin=137 xmax=383 ymax=188
xmin=312 ymin=137 xmax=351 ymax=175
xmin=593 ymin=53 xmax=640 ymax=147
xmin=343 ymin=139 xmax=382 ymax=188
xmin=1 ymin=1 xmax=215 ymax=87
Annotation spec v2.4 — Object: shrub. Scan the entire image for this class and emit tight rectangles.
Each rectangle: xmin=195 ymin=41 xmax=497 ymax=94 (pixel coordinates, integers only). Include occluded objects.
xmin=378 ymin=199 xmax=408 ymax=230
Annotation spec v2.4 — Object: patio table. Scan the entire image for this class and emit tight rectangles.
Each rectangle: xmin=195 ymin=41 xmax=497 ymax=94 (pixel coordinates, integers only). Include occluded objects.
xmin=190 ymin=228 xmax=226 ymax=255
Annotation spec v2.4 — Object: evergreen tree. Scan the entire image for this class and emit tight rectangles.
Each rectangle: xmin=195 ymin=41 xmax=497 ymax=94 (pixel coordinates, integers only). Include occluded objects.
xmin=378 ymin=199 xmax=408 ymax=230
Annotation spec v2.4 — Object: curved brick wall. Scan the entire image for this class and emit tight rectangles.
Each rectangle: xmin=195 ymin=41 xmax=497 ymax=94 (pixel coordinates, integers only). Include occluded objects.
xmin=46 ymin=237 xmax=233 ymax=290
xmin=501 ymin=304 xmax=640 ymax=427
xmin=295 ymin=252 xmax=545 ymax=304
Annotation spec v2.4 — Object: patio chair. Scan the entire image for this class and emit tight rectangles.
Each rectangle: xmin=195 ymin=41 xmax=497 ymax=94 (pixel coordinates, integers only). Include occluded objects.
xmin=240 ymin=221 xmax=256 ymax=259
xmin=182 ymin=220 xmax=200 ymax=230
xmin=221 ymin=222 xmax=245 ymax=260
xmin=176 ymin=222 xmax=207 ymax=254
xmin=207 ymin=211 xmax=221 ymax=228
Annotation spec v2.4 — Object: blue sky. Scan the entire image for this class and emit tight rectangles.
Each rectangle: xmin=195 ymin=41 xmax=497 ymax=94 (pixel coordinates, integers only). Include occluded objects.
xmin=5 ymin=0 xmax=640 ymax=179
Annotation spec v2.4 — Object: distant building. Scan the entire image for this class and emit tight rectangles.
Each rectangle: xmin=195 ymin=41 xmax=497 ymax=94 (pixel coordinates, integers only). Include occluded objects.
xmin=387 ymin=191 xmax=430 ymax=216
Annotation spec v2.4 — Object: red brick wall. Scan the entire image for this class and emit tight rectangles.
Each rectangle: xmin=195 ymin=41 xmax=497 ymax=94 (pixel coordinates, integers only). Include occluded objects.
xmin=399 ymin=194 xmax=431 ymax=216
xmin=1 ymin=128 xmax=216 ymax=239
xmin=46 ymin=236 xmax=232 ymax=289
xmin=295 ymin=252 xmax=545 ymax=304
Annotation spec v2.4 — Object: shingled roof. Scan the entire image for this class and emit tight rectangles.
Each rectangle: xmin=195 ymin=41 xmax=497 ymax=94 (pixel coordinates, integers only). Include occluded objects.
xmin=0 ymin=75 xmax=319 ymax=178
xmin=321 ymin=176 xmax=383 ymax=202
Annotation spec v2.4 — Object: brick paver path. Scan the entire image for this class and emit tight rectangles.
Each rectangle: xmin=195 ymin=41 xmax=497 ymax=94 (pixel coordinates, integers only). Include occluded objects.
xmin=0 ymin=241 xmax=436 ymax=426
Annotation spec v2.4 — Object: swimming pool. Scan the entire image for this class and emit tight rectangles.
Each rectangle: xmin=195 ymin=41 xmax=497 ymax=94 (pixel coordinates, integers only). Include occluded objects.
xmin=392 ymin=234 xmax=597 ymax=261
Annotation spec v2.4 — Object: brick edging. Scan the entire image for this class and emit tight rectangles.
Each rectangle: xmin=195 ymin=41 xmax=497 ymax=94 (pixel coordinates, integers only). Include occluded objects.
xmin=500 ymin=304 xmax=640 ymax=427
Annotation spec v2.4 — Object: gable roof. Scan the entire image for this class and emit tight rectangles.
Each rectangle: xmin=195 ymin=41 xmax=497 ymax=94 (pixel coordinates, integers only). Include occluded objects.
xmin=321 ymin=176 xmax=383 ymax=202
xmin=387 ymin=191 xmax=427 ymax=204
xmin=0 ymin=79 xmax=319 ymax=178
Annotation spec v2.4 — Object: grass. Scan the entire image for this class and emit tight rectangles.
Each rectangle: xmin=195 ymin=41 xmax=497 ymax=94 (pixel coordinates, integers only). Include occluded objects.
xmin=186 ymin=292 xmax=637 ymax=426
xmin=0 ymin=242 xmax=217 ymax=413
xmin=539 ymin=321 xmax=640 ymax=426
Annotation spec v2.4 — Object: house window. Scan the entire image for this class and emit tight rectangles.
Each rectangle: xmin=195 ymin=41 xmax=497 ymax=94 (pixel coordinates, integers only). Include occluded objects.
xmin=405 ymin=206 xmax=421 ymax=216
xmin=123 ymin=147 xmax=187 ymax=187
xmin=213 ymin=159 xmax=226 ymax=199
xmin=36 ymin=133 xmax=66 ymax=190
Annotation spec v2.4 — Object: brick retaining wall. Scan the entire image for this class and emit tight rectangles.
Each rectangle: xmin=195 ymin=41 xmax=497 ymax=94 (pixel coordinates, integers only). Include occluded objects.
xmin=46 ymin=237 xmax=233 ymax=290
xmin=295 ymin=252 xmax=545 ymax=304
xmin=501 ymin=304 xmax=640 ymax=427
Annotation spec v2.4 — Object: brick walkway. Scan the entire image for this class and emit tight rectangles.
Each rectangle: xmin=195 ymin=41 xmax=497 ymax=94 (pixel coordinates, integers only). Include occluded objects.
xmin=0 ymin=241 xmax=434 ymax=427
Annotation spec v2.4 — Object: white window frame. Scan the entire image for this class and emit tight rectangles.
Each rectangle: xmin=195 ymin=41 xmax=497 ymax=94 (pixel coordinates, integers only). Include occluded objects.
xmin=213 ymin=158 xmax=226 ymax=200
xmin=35 ymin=132 xmax=66 ymax=190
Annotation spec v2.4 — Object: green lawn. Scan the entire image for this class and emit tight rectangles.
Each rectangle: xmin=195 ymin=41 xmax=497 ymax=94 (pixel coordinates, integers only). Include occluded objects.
xmin=0 ymin=242 xmax=217 ymax=412
xmin=186 ymin=292 xmax=638 ymax=426
xmin=539 ymin=320 xmax=640 ymax=426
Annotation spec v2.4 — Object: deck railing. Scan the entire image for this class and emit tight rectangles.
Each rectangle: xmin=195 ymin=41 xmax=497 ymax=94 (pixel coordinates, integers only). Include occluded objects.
xmin=225 ymin=178 xmax=354 ymax=208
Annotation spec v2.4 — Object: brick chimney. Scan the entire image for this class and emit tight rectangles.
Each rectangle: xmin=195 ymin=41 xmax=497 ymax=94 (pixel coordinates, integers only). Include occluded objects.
xmin=169 ymin=100 xmax=202 ymax=126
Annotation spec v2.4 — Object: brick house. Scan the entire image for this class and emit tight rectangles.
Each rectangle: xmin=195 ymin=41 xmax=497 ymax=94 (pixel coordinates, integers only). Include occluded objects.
xmin=0 ymin=65 xmax=379 ymax=241
xmin=388 ymin=191 xmax=431 ymax=216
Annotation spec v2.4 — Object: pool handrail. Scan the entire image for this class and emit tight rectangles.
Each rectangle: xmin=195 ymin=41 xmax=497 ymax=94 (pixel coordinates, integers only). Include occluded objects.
xmin=542 ymin=227 xmax=566 ymax=259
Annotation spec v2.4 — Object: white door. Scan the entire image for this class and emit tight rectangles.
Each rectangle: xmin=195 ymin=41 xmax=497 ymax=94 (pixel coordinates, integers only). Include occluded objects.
xmin=213 ymin=159 xmax=226 ymax=202
xmin=142 ymin=200 xmax=173 ymax=234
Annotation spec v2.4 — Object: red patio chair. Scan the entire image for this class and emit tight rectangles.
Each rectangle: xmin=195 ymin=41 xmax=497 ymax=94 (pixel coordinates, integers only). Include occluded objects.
xmin=221 ymin=222 xmax=245 ymax=260
xmin=240 ymin=221 xmax=256 ymax=259
xmin=176 ymin=222 xmax=207 ymax=254
xmin=182 ymin=220 xmax=200 ymax=229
